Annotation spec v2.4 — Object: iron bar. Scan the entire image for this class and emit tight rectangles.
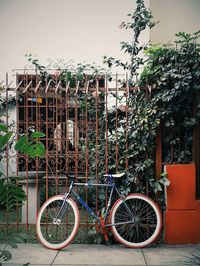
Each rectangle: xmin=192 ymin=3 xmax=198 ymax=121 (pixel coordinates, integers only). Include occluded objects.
xmin=125 ymin=73 xmax=129 ymax=170
xmin=95 ymin=78 xmax=99 ymax=215
xmin=45 ymin=78 xmax=49 ymax=201
xmin=65 ymin=86 xmax=69 ymax=190
xmin=75 ymin=78 xmax=79 ymax=182
xmin=75 ymin=81 xmax=80 ymax=94
xmin=105 ymin=75 xmax=109 ymax=207
xmin=5 ymin=73 xmax=9 ymax=234
xmin=45 ymin=79 xmax=53 ymax=93
xmin=25 ymin=74 xmax=29 ymax=230
xmin=35 ymin=80 xmax=42 ymax=92
xmin=23 ymin=80 xmax=32 ymax=93
xmin=85 ymin=75 xmax=89 ymax=226
xmin=16 ymin=74 xmax=19 ymax=232
xmin=145 ymin=79 xmax=149 ymax=196
xmin=3 ymin=81 xmax=13 ymax=92
xmin=55 ymin=78 xmax=59 ymax=194
xmin=55 ymin=80 xmax=61 ymax=93
xmin=115 ymin=73 xmax=118 ymax=172
xmin=15 ymin=80 xmax=23 ymax=92
xmin=85 ymin=80 xmax=89 ymax=93
xmin=105 ymin=75 xmax=108 ymax=174
xmin=65 ymin=81 xmax=70 ymax=93
xmin=35 ymin=74 xmax=39 ymax=222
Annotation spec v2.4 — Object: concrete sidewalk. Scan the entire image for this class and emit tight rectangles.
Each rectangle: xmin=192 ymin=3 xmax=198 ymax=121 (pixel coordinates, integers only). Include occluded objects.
xmin=1 ymin=243 xmax=200 ymax=266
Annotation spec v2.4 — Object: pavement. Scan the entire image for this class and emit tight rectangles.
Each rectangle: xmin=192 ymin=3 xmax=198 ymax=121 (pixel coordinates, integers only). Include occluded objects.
xmin=1 ymin=243 xmax=200 ymax=266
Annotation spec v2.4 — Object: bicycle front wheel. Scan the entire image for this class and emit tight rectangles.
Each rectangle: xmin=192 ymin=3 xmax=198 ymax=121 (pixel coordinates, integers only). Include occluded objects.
xmin=36 ymin=195 xmax=80 ymax=250
xmin=110 ymin=194 xmax=162 ymax=248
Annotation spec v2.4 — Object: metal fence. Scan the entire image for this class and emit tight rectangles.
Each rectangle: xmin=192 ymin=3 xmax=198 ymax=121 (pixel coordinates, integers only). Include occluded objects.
xmin=0 ymin=70 xmax=199 ymax=240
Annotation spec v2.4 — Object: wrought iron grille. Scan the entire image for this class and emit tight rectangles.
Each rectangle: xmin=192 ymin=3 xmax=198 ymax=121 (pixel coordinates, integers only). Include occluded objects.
xmin=0 ymin=70 xmax=199 ymax=241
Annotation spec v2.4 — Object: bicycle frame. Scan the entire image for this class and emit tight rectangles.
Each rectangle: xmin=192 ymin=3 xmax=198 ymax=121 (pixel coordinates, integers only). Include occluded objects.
xmin=56 ymin=176 xmax=124 ymax=227
xmin=70 ymin=181 xmax=119 ymax=225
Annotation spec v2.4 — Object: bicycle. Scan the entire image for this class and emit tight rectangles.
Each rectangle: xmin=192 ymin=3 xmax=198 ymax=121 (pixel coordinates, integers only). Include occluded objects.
xmin=36 ymin=173 xmax=162 ymax=250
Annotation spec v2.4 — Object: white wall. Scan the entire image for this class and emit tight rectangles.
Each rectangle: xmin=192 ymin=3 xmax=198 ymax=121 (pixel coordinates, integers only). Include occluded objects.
xmin=0 ymin=0 xmax=150 ymax=83
xmin=150 ymin=0 xmax=200 ymax=43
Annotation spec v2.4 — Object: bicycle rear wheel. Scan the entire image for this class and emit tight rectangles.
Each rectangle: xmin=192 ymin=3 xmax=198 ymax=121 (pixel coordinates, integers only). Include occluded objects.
xmin=110 ymin=194 xmax=162 ymax=248
xmin=36 ymin=195 xmax=79 ymax=250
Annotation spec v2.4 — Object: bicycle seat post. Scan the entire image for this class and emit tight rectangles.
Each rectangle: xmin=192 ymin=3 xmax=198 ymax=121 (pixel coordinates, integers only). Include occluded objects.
xmin=69 ymin=181 xmax=74 ymax=192
xmin=108 ymin=174 xmax=115 ymax=186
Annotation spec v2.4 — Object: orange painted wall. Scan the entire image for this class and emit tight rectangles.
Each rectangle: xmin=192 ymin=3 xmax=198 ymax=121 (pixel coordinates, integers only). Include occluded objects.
xmin=164 ymin=164 xmax=200 ymax=244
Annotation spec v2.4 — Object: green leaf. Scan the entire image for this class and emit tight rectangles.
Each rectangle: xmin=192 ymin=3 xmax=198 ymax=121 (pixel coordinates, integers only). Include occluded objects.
xmin=14 ymin=136 xmax=27 ymax=151
xmin=160 ymin=171 xmax=167 ymax=177
xmin=154 ymin=182 xmax=162 ymax=191
xmin=30 ymin=132 xmax=45 ymax=138
xmin=160 ymin=177 xmax=170 ymax=186
xmin=22 ymin=142 xmax=34 ymax=154
xmin=0 ymin=132 xmax=13 ymax=149
xmin=0 ymin=124 xmax=8 ymax=132
xmin=11 ymin=187 xmax=26 ymax=197
xmin=0 ymin=250 xmax=12 ymax=261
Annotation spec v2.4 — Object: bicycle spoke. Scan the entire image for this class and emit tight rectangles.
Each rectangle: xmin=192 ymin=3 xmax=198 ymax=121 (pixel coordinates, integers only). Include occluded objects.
xmin=112 ymin=196 xmax=161 ymax=246
xmin=38 ymin=198 xmax=77 ymax=247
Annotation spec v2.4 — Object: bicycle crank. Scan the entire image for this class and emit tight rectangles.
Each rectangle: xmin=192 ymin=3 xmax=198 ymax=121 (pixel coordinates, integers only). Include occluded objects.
xmin=53 ymin=218 xmax=61 ymax=225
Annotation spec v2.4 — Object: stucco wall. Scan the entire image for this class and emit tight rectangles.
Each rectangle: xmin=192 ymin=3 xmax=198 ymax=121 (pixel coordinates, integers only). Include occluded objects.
xmin=150 ymin=0 xmax=200 ymax=44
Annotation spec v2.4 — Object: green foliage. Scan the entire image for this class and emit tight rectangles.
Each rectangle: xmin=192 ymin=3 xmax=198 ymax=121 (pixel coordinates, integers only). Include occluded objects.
xmin=116 ymin=30 xmax=199 ymax=197
xmin=0 ymin=124 xmax=27 ymax=210
xmin=149 ymin=172 xmax=170 ymax=193
xmin=0 ymin=124 xmax=46 ymax=209
xmin=139 ymin=31 xmax=200 ymax=163
xmin=103 ymin=0 xmax=156 ymax=82
xmin=0 ymin=171 xmax=26 ymax=210
xmin=0 ymin=233 xmax=29 ymax=265
xmin=0 ymin=250 xmax=12 ymax=263
xmin=15 ymin=132 xmax=46 ymax=158
xmin=0 ymin=123 xmax=42 ymax=264
xmin=0 ymin=124 xmax=13 ymax=150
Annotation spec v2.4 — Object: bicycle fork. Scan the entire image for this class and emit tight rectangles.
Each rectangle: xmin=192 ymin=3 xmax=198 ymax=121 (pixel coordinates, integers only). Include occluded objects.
xmin=53 ymin=183 xmax=74 ymax=225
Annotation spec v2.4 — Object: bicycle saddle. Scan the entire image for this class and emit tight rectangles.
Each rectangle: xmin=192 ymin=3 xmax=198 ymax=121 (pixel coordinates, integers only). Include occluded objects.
xmin=103 ymin=173 xmax=125 ymax=178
